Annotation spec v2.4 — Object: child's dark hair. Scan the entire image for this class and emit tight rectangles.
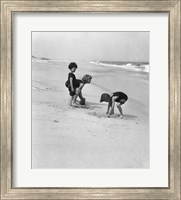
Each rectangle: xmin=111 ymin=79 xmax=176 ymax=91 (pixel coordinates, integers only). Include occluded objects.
xmin=100 ymin=93 xmax=111 ymax=103
xmin=68 ymin=62 xmax=78 ymax=70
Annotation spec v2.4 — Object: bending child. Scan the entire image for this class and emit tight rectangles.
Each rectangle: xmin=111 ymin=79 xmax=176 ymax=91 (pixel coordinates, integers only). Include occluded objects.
xmin=100 ymin=92 xmax=128 ymax=118
xmin=74 ymin=74 xmax=92 ymax=105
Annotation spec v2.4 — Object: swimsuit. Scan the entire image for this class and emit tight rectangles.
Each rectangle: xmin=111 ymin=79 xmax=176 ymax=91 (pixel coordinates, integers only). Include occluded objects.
xmin=66 ymin=73 xmax=76 ymax=96
xmin=65 ymin=76 xmax=84 ymax=96
xmin=75 ymin=79 xmax=84 ymax=88
xmin=111 ymin=92 xmax=128 ymax=104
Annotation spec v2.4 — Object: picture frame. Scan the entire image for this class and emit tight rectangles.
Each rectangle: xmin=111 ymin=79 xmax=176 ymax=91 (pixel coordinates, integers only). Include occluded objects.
xmin=0 ymin=0 xmax=180 ymax=199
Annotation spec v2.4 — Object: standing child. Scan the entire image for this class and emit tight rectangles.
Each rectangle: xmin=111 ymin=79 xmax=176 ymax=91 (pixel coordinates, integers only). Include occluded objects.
xmin=66 ymin=62 xmax=78 ymax=107
xmin=100 ymin=92 xmax=128 ymax=118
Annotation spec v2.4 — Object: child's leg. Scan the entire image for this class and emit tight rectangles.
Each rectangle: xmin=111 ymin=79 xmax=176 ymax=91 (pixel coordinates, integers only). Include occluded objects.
xmin=68 ymin=96 xmax=72 ymax=106
xmin=68 ymin=89 xmax=76 ymax=106
xmin=116 ymin=103 xmax=123 ymax=118
xmin=72 ymin=95 xmax=78 ymax=106
xmin=73 ymin=88 xmax=79 ymax=103
xmin=78 ymin=90 xmax=83 ymax=101
xmin=71 ymin=92 xmax=78 ymax=106
xmin=110 ymin=108 xmax=114 ymax=115
xmin=69 ymin=95 xmax=78 ymax=107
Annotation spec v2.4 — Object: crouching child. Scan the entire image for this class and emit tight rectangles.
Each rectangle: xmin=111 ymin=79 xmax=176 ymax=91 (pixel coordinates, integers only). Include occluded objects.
xmin=100 ymin=92 xmax=128 ymax=118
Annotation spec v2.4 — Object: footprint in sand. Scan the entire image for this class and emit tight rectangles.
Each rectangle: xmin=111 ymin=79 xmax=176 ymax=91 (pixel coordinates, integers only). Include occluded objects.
xmin=62 ymin=104 xmax=92 ymax=110
xmin=88 ymin=112 xmax=121 ymax=119
xmin=88 ymin=111 xmax=107 ymax=118
xmin=76 ymin=104 xmax=93 ymax=109
xmin=108 ymin=114 xmax=120 ymax=118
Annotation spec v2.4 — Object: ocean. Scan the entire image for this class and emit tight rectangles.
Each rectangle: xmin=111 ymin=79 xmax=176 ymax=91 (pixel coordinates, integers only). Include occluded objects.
xmin=91 ymin=61 xmax=149 ymax=73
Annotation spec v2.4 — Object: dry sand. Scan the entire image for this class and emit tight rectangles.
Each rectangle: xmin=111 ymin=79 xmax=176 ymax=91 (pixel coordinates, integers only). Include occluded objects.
xmin=32 ymin=60 xmax=149 ymax=168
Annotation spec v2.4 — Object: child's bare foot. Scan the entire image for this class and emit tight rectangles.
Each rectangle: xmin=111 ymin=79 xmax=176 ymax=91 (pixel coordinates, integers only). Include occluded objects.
xmin=68 ymin=105 xmax=75 ymax=109
xmin=73 ymin=101 xmax=79 ymax=105
xmin=72 ymin=103 xmax=78 ymax=107
xmin=110 ymin=111 xmax=114 ymax=115
xmin=119 ymin=115 xmax=123 ymax=119
xmin=74 ymin=100 xmax=80 ymax=104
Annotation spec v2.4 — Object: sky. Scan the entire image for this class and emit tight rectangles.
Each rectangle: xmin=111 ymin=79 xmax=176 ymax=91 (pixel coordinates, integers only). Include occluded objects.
xmin=32 ymin=32 xmax=149 ymax=62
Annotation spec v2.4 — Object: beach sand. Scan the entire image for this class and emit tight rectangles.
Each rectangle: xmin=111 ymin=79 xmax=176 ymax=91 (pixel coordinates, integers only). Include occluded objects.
xmin=32 ymin=60 xmax=149 ymax=168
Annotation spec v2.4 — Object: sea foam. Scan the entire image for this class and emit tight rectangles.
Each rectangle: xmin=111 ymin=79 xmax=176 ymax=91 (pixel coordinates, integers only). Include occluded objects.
xmin=91 ymin=61 xmax=149 ymax=73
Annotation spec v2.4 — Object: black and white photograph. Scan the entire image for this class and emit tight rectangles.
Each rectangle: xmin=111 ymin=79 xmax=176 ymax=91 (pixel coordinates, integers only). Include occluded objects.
xmin=32 ymin=32 xmax=150 ymax=169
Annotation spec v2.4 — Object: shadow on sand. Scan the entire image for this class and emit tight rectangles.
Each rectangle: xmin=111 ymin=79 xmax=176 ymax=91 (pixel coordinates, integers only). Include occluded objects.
xmin=86 ymin=102 xmax=103 ymax=109
xmin=123 ymin=114 xmax=138 ymax=120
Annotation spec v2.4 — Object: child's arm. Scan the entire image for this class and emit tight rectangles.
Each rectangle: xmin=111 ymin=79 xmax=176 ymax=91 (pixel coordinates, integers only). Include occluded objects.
xmin=75 ymin=83 xmax=84 ymax=101
xmin=69 ymin=77 xmax=74 ymax=92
